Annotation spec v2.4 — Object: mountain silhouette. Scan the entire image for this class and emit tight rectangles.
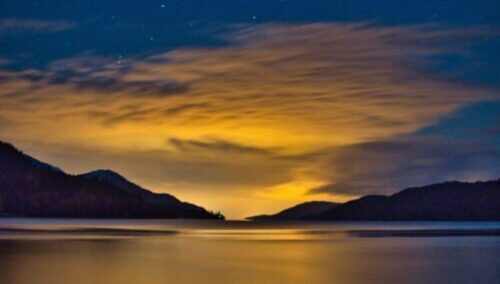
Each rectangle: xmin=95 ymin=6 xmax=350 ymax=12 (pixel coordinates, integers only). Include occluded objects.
xmin=248 ymin=180 xmax=500 ymax=221
xmin=308 ymin=179 xmax=500 ymax=221
xmin=247 ymin=201 xmax=339 ymax=221
xmin=81 ymin=169 xmax=178 ymax=201
xmin=0 ymin=141 xmax=223 ymax=219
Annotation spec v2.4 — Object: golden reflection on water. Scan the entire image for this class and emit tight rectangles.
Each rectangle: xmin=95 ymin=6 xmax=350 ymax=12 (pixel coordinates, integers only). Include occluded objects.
xmin=0 ymin=221 xmax=499 ymax=284
xmin=187 ymin=229 xmax=336 ymax=240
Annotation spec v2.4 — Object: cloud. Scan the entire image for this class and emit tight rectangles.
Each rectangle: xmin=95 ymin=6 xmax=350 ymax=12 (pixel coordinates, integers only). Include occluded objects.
xmin=15 ymin=137 xmax=294 ymax=190
xmin=308 ymin=134 xmax=500 ymax=196
xmin=0 ymin=57 xmax=190 ymax=98
xmin=0 ymin=23 xmax=498 ymax=217
xmin=3 ymin=23 xmax=494 ymax=147
xmin=163 ymin=102 xmax=213 ymax=116
xmin=168 ymin=138 xmax=278 ymax=156
xmin=0 ymin=57 xmax=11 ymax=66
xmin=0 ymin=18 xmax=75 ymax=33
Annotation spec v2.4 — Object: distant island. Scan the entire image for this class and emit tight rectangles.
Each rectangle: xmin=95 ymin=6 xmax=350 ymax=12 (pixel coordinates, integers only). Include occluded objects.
xmin=0 ymin=141 xmax=224 ymax=219
xmin=248 ymin=180 xmax=500 ymax=221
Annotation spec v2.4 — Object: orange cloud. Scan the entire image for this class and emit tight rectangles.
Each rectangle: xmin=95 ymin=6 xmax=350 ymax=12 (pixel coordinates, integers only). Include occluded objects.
xmin=0 ymin=23 xmax=497 ymax=218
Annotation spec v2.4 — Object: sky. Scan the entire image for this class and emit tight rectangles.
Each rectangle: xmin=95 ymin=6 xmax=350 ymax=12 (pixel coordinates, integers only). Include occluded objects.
xmin=1 ymin=0 xmax=499 ymax=219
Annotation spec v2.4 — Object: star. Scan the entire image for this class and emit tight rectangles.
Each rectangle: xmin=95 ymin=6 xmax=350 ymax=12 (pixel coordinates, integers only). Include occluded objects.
xmin=161 ymin=4 xmax=166 ymax=8
xmin=252 ymin=16 xmax=257 ymax=20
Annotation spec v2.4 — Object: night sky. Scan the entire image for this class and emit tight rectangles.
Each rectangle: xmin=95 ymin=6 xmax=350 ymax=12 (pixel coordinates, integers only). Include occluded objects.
xmin=1 ymin=0 xmax=499 ymax=218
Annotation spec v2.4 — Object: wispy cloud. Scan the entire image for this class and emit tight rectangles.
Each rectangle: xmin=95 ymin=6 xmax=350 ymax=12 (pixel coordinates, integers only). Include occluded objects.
xmin=309 ymin=135 xmax=500 ymax=196
xmin=0 ymin=18 xmax=75 ymax=33
xmin=0 ymin=23 xmax=498 ymax=217
xmin=0 ymin=57 xmax=11 ymax=65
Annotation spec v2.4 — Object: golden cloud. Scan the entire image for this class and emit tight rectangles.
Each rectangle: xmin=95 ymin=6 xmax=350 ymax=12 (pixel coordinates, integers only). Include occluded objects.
xmin=0 ymin=23 xmax=497 ymax=218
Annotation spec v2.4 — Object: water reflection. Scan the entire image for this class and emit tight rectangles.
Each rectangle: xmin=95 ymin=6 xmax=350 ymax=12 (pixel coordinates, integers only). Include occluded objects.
xmin=0 ymin=219 xmax=499 ymax=284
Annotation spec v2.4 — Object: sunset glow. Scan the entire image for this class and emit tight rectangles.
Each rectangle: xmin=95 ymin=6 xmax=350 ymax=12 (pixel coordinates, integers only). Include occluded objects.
xmin=1 ymin=4 xmax=499 ymax=219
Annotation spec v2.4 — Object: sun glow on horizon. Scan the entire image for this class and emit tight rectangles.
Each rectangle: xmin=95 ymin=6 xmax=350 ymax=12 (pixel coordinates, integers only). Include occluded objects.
xmin=1 ymin=23 xmax=498 ymax=218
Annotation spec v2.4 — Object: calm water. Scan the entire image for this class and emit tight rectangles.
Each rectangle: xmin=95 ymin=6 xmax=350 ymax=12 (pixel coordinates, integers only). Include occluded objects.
xmin=0 ymin=219 xmax=499 ymax=284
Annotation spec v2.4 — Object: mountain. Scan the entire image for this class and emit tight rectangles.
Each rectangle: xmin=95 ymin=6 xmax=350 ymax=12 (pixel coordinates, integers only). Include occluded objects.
xmin=79 ymin=169 xmax=209 ymax=215
xmin=0 ymin=141 xmax=223 ymax=219
xmin=247 ymin=201 xmax=339 ymax=221
xmin=81 ymin=169 xmax=177 ymax=200
xmin=309 ymin=179 xmax=500 ymax=221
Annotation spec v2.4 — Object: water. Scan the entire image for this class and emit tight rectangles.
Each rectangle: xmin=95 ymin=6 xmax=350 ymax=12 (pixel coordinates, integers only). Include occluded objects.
xmin=1 ymin=219 xmax=499 ymax=284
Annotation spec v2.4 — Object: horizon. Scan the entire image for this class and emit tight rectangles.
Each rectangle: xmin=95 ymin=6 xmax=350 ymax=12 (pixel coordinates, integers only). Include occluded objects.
xmin=3 ymin=138 xmax=500 ymax=220
xmin=1 ymin=0 xmax=500 ymax=219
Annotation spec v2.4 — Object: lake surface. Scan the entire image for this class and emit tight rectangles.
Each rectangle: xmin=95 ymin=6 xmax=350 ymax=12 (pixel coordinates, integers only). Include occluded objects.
xmin=0 ymin=219 xmax=499 ymax=284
